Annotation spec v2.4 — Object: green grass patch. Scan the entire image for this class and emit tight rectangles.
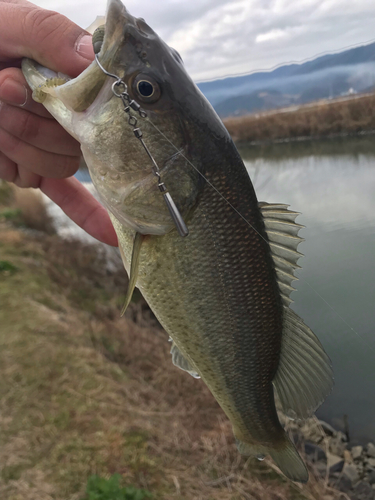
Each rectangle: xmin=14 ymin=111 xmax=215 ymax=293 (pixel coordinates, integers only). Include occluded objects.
xmin=82 ymin=474 xmax=152 ymax=500
xmin=1 ymin=465 xmax=24 ymax=482
xmin=0 ymin=260 xmax=18 ymax=273
xmin=0 ymin=208 xmax=22 ymax=221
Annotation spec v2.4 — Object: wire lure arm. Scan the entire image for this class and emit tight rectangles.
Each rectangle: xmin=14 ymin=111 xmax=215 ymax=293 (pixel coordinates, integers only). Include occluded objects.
xmin=94 ymin=55 xmax=189 ymax=237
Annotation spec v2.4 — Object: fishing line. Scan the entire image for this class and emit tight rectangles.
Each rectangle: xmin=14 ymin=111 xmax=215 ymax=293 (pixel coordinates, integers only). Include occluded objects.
xmin=147 ymin=120 xmax=373 ymax=352
xmin=93 ymin=54 xmax=371 ymax=352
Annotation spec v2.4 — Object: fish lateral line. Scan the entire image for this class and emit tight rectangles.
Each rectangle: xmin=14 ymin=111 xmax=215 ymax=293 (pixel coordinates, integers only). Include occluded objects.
xmin=146 ymin=119 xmax=364 ymax=347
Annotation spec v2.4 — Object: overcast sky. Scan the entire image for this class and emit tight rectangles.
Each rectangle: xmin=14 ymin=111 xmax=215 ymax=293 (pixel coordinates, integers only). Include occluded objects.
xmin=32 ymin=0 xmax=375 ymax=82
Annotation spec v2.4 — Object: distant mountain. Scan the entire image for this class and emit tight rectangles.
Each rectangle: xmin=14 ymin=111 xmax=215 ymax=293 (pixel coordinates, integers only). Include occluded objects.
xmin=197 ymin=42 xmax=375 ymax=118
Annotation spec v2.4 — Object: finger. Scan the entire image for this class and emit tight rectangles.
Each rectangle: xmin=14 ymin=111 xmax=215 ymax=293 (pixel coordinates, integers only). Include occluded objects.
xmin=0 ymin=127 xmax=80 ymax=178
xmin=0 ymin=59 xmax=21 ymax=71
xmin=0 ymin=67 xmax=52 ymax=118
xmin=13 ymin=164 xmax=41 ymax=189
xmin=40 ymin=177 xmax=118 ymax=247
xmin=0 ymin=102 xmax=81 ymax=156
xmin=1 ymin=1 xmax=35 ymax=5
xmin=0 ymin=151 xmax=17 ymax=182
xmin=0 ymin=2 xmax=94 ymax=77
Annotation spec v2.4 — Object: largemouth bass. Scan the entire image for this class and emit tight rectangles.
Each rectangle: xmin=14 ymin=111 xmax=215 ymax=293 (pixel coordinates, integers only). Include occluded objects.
xmin=22 ymin=0 xmax=333 ymax=482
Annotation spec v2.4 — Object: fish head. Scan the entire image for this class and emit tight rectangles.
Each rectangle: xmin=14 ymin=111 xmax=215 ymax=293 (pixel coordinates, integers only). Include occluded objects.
xmin=99 ymin=0 xmax=185 ymax=113
xmin=22 ymin=0 xmax=226 ymax=235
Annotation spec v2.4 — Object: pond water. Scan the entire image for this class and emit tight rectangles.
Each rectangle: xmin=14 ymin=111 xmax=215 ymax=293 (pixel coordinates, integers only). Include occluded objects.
xmin=239 ymin=135 xmax=375 ymax=444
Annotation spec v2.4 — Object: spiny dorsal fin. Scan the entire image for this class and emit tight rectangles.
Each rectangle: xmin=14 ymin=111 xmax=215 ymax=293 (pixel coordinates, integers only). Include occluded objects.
xmin=170 ymin=342 xmax=200 ymax=379
xmin=259 ymin=202 xmax=333 ymax=418
xmin=259 ymin=202 xmax=304 ymax=306
xmin=120 ymin=232 xmax=144 ymax=317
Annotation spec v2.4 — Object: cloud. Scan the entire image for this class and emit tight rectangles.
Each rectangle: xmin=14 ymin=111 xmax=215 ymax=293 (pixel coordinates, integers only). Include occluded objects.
xmin=32 ymin=0 xmax=375 ymax=81
xmin=256 ymin=29 xmax=288 ymax=43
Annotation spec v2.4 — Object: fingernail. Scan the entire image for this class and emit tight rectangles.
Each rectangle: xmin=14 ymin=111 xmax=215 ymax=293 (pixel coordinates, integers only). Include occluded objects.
xmin=76 ymin=34 xmax=94 ymax=61
xmin=0 ymin=79 xmax=28 ymax=106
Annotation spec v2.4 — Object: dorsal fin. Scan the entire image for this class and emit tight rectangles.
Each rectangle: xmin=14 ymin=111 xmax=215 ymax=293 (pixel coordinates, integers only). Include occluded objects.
xmin=119 ymin=232 xmax=144 ymax=317
xmin=259 ymin=202 xmax=304 ymax=306
xmin=260 ymin=202 xmax=334 ymax=419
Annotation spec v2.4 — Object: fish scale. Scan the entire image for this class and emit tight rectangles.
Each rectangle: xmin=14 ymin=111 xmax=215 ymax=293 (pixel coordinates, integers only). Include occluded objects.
xmin=112 ymin=165 xmax=285 ymax=447
xmin=22 ymin=0 xmax=333 ymax=482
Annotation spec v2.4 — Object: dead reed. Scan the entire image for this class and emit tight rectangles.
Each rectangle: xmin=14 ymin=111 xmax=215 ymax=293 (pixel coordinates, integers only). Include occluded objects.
xmin=224 ymin=93 xmax=375 ymax=144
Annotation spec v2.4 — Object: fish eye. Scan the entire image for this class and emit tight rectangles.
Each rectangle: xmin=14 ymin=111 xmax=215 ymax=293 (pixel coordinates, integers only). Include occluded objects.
xmin=138 ymin=80 xmax=154 ymax=97
xmin=133 ymin=74 xmax=161 ymax=103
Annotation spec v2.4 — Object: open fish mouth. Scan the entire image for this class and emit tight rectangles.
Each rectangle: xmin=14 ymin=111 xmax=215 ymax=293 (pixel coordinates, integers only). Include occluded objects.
xmin=21 ymin=0 xmax=195 ymax=236
xmin=21 ymin=0 xmax=140 ymax=112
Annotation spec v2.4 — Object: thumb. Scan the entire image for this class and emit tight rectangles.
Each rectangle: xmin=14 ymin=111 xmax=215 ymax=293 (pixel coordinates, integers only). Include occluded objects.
xmin=0 ymin=2 xmax=94 ymax=77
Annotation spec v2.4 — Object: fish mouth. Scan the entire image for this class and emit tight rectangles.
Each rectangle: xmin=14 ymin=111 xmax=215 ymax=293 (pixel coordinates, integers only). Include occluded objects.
xmin=105 ymin=0 xmax=131 ymax=38
xmin=21 ymin=0 xmax=138 ymax=112
xmin=102 ymin=0 xmax=153 ymax=59
xmin=102 ymin=0 xmax=130 ymax=54
xmin=22 ymin=0 xmax=159 ymax=112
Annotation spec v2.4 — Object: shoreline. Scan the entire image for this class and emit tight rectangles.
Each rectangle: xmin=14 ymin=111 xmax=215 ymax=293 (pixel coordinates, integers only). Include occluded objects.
xmin=286 ymin=415 xmax=375 ymax=498
xmin=235 ymin=128 xmax=375 ymax=148
xmin=223 ymin=92 xmax=375 ymax=145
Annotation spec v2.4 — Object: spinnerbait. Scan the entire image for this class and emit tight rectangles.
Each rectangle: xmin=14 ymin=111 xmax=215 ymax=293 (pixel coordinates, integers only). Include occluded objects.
xmin=95 ymin=54 xmax=189 ymax=238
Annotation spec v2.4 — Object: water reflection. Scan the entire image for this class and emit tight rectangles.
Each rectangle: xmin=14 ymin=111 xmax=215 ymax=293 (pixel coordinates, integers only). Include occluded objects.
xmin=240 ymin=136 xmax=375 ymax=443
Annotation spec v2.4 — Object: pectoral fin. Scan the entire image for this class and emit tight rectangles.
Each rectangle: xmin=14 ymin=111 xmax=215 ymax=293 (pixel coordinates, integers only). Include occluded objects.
xmin=120 ymin=232 xmax=144 ymax=316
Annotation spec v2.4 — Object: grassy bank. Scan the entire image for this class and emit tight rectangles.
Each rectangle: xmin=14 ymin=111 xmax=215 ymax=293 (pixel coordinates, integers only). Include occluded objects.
xmin=0 ymin=183 xmax=341 ymax=500
xmin=223 ymin=93 xmax=375 ymax=144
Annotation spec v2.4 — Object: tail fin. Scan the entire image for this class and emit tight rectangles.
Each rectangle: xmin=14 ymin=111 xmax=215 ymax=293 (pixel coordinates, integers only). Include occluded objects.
xmin=236 ymin=434 xmax=308 ymax=483
xmin=269 ymin=436 xmax=308 ymax=483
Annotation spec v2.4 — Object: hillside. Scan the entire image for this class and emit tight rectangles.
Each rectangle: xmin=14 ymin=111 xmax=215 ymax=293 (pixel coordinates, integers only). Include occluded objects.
xmin=197 ymin=42 xmax=375 ymax=117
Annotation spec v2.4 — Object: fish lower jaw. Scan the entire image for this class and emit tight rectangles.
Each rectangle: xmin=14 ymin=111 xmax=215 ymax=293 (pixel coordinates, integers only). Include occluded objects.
xmin=22 ymin=59 xmax=70 ymax=95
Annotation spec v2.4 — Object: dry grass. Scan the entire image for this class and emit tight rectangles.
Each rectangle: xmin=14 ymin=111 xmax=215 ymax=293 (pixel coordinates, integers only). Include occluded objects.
xmin=224 ymin=93 xmax=375 ymax=144
xmin=0 ymin=217 xmax=344 ymax=500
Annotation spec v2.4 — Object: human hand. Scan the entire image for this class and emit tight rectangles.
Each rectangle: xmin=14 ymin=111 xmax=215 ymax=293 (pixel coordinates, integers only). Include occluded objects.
xmin=0 ymin=0 xmax=118 ymax=246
